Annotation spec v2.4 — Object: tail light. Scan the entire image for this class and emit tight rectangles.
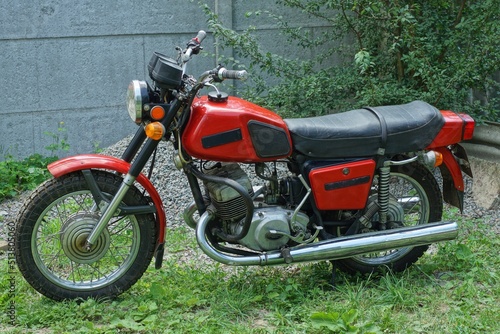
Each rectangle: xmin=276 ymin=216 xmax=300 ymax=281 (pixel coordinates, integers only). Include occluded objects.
xmin=459 ymin=113 xmax=475 ymax=140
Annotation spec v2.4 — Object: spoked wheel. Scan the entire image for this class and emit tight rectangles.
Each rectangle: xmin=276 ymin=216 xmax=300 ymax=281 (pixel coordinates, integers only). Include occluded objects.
xmin=15 ymin=171 xmax=157 ymax=301
xmin=334 ymin=162 xmax=443 ymax=274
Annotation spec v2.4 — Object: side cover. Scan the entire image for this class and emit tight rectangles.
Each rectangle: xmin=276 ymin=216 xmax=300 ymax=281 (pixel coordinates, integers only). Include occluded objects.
xmin=182 ymin=96 xmax=292 ymax=162
xmin=306 ymin=159 xmax=376 ymax=210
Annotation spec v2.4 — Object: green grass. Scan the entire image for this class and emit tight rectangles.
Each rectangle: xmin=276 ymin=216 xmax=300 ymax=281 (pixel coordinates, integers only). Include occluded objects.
xmin=1 ymin=206 xmax=498 ymax=333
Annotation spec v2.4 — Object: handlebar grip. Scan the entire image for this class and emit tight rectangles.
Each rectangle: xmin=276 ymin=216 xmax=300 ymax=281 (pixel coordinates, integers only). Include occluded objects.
xmin=219 ymin=69 xmax=248 ymax=80
xmin=194 ymin=30 xmax=207 ymax=44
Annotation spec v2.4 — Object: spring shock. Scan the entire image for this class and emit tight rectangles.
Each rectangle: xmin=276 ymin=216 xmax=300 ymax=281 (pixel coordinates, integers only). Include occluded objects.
xmin=377 ymin=164 xmax=391 ymax=230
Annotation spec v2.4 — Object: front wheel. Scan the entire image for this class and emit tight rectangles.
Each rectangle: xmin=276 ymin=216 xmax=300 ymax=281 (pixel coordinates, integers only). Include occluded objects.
xmin=15 ymin=171 xmax=157 ymax=301
xmin=333 ymin=162 xmax=443 ymax=274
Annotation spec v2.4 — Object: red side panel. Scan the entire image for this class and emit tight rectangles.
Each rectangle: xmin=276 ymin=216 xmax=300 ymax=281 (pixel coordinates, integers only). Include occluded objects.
xmin=309 ymin=159 xmax=376 ymax=210
xmin=48 ymin=154 xmax=166 ymax=244
xmin=182 ymin=96 xmax=292 ymax=162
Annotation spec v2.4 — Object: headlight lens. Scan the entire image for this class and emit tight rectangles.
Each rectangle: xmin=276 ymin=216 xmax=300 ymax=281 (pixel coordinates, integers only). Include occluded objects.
xmin=127 ymin=80 xmax=149 ymax=123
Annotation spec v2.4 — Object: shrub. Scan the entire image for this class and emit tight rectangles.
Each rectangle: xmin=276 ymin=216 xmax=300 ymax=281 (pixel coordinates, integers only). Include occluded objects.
xmin=203 ymin=1 xmax=499 ymax=122
xmin=0 ymin=154 xmax=56 ymax=202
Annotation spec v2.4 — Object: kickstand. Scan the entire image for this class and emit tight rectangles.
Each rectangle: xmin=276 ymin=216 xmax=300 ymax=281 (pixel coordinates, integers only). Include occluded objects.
xmin=330 ymin=261 xmax=337 ymax=290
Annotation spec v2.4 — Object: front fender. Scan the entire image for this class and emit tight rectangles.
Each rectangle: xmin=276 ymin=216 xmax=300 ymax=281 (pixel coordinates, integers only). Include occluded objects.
xmin=48 ymin=154 xmax=166 ymax=244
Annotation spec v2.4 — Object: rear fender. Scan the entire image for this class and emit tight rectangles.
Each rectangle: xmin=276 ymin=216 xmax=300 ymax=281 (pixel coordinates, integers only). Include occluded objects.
xmin=434 ymin=145 xmax=471 ymax=212
xmin=48 ymin=154 xmax=166 ymax=244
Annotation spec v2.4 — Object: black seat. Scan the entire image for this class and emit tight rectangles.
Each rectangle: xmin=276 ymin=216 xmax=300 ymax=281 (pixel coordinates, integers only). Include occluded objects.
xmin=284 ymin=101 xmax=444 ymax=158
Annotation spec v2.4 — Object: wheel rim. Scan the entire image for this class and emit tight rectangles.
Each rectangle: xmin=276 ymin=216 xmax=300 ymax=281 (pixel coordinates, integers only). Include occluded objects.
xmin=31 ymin=190 xmax=141 ymax=291
xmin=351 ymin=171 xmax=430 ymax=266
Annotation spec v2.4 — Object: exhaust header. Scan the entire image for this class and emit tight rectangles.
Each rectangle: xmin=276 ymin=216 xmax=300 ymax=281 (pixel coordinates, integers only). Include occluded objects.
xmin=195 ymin=212 xmax=458 ymax=266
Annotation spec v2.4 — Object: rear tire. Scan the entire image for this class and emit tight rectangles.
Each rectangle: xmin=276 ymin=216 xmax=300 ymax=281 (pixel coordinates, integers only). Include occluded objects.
xmin=334 ymin=162 xmax=443 ymax=274
xmin=15 ymin=171 xmax=157 ymax=301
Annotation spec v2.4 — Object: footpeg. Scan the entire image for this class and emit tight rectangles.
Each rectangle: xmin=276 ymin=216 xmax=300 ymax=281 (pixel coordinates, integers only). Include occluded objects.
xmin=281 ymin=247 xmax=293 ymax=264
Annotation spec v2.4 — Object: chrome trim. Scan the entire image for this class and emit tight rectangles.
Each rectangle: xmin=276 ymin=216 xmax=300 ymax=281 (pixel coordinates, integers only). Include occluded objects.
xmin=183 ymin=201 xmax=198 ymax=229
xmin=127 ymin=80 xmax=148 ymax=124
xmin=196 ymin=211 xmax=458 ymax=266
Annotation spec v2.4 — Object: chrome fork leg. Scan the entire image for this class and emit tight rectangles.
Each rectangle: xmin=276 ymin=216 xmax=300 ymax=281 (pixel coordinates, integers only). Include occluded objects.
xmin=85 ymin=173 xmax=137 ymax=250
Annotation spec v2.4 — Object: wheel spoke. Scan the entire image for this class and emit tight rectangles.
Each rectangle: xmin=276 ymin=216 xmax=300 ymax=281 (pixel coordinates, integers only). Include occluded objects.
xmin=15 ymin=172 xmax=157 ymax=300
xmin=353 ymin=170 xmax=431 ymax=265
xmin=31 ymin=189 xmax=142 ymax=291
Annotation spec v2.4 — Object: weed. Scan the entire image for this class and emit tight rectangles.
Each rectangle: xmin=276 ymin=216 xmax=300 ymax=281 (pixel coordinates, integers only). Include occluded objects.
xmin=0 ymin=154 xmax=56 ymax=202
xmin=2 ymin=190 xmax=498 ymax=333
xmin=0 ymin=122 xmax=71 ymax=202
xmin=44 ymin=121 xmax=70 ymax=157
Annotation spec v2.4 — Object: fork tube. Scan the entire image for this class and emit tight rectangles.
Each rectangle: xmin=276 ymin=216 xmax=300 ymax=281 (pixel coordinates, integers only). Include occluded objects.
xmin=85 ymin=174 xmax=137 ymax=249
xmin=86 ymin=100 xmax=182 ymax=248
xmin=86 ymin=138 xmax=161 ymax=248
xmin=121 ymin=127 xmax=147 ymax=163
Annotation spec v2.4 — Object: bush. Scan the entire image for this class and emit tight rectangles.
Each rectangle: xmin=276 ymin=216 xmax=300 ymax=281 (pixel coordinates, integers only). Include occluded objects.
xmin=0 ymin=154 xmax=56 ymax=202
xmin=203 ymin=1 xmax=499 ymax=122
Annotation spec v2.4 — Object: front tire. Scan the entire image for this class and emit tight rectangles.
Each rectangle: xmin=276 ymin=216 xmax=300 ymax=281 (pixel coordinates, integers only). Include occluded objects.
xmin=15 ymin=171 xmax=157 ymax=301
xmin=335 ymin=162 xmax=443 ymax=274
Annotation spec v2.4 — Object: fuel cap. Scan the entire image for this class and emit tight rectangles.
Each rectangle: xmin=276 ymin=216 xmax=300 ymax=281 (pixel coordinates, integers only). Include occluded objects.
xmin=208 ymin=91 xmax=228 ymax=103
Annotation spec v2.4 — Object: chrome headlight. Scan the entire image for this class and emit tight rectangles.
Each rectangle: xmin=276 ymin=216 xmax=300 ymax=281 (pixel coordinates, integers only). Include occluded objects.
xmin=127 ymin=80 xmax=149 ymax=123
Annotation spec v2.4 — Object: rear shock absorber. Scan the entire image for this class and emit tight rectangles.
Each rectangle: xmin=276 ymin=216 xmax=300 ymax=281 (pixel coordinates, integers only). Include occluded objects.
xmin=377 ymin=164 xmax=391 ymax=230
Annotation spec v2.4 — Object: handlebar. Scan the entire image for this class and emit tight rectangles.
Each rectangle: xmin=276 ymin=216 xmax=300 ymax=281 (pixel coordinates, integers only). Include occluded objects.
xmin=181 ymin=30 xmax=207 ymax=65
xmin=193 ymin=30 xmax=207 ymax=44
xmin=216 ymin=68 xmax=248 ymax=81
xmin=198 ymin=67 xmax=249 ymax=84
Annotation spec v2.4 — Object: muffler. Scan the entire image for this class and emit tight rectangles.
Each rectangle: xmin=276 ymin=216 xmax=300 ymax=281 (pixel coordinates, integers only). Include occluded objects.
xmin=195 ymin=211 xmax=458 ymax=266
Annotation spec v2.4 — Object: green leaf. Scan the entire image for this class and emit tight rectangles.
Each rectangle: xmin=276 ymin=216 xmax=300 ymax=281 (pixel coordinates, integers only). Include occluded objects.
xmin=110 ymin=316 xmax=145 ymax=331
xmin=456 ymin=244 xmax=473 ymax=260
xmin=267 ymin=292 xmax=280 ymax=299
xmin=310 ymin=312 xmax=344 ymax=331
xmin=342 ymin=309 xmax=358 ymax=325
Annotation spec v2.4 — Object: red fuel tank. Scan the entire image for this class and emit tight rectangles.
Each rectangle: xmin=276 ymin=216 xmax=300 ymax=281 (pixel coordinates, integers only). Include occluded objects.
xmin=182 ymin=95 xmax=292 ymax=162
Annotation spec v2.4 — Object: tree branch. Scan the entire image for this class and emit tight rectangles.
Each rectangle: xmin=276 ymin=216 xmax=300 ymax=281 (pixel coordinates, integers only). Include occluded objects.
xmin=340 ymin=1 xmax=364 ymax=50
xmin=438 ymin=0 xmax=466 ymax=63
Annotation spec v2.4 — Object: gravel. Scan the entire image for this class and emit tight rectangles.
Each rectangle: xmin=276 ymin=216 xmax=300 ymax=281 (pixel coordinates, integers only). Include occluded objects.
xmin=1 ymin=136 xmax=499 ymax=246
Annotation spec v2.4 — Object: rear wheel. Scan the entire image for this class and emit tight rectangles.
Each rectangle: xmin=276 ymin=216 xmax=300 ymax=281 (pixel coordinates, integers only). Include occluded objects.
xmin=15 ymin=171 xmax=157 ymax=300
xmin=332 ymin=162 xmax=443 ymax=274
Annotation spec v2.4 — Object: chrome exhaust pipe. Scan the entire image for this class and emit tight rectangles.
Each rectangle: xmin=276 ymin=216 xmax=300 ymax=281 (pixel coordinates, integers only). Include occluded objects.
xmin=195 ymin=211 xmax=458 ymax=266
xmin=183 ymin=201 xmax=198 ymax=229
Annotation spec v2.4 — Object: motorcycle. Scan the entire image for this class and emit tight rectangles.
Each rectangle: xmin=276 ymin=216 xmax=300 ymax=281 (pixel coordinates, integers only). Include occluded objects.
xmin=15 ymin=31 xmax=475 ymax=301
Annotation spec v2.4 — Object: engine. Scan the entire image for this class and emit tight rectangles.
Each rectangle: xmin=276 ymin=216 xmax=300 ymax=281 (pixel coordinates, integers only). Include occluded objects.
xmin=202 ymin=163 xmax=310 ymax=251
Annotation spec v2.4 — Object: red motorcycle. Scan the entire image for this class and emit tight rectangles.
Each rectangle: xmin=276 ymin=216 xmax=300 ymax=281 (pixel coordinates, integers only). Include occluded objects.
xmin=15 ymin=31 xmax=475 ymax=301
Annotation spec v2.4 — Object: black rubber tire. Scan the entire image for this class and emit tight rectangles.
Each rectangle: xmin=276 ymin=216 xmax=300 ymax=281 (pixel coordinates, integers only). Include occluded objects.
xmin=15 ymin=171 xmax=157 ymax=301
xmin=334 ymin=162 xmax=443 ymax=274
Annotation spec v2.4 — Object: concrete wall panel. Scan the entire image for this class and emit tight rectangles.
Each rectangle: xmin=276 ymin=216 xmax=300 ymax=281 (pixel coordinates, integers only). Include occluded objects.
xmin=0 ymin=0 xmax=333 ymax=160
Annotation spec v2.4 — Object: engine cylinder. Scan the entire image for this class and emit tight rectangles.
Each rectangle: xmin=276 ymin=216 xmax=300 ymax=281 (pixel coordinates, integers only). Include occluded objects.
xmin=203 ymin=164 xmax=254 ymax=221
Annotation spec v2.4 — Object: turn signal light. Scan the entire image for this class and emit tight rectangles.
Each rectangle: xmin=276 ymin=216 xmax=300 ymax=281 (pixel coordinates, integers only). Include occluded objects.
xmin=434 ymin=151 xmax=443 ymax=167
xmin=150 ymin=105 xmax=165 ymax=120
xmin=423 ymin=150 xmax=443 ymax=167
xmin=145 ymin=122 xmax=165 ymax=140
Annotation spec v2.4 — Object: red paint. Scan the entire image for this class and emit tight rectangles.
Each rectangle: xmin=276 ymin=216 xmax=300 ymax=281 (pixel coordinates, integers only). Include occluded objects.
xmin=428 ymin=110 xmax=475 ymax=148
xmin=309 ymin=160 xmax=376 ymax=210
xmin=426 ymin=110 xmax=474 ymax=193
xmin=460 ymin=113 xmax=475 ymax=140
xmin=432 ymin=147 xmax=465 ymax=191
xmin=182 ymin=96 xmax=292 ymax=162
xmin=48 ymin=154 xmax=166 ymax=244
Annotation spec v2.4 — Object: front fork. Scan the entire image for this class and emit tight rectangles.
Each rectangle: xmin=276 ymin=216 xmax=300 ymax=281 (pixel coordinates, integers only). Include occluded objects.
xmin=85 ymin=99 xmax=182 ymax=250
xmin=85 ymin=137 xmax=160 ymax=249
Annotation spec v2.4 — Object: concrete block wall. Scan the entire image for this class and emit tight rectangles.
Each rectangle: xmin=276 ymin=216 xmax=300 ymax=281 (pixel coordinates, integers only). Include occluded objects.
xmin=0 ymin=0 xmax=333 ymax=161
